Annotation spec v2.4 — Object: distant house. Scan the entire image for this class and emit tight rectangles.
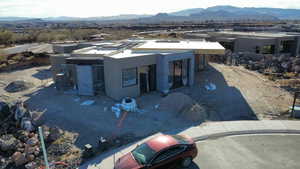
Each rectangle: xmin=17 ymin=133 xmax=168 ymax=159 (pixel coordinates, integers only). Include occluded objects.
xmin=50 ymin=39 xmax=225 ymax=100
xmin=208 ymin=31 xmax=300 ymax=56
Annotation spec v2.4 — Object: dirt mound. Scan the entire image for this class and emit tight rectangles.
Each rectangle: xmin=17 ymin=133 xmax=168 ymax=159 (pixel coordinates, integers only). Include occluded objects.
xmin=180 ymin=103 xmax=207 ymax=122
xmin=4 ymin=80 xmax=34 ymax=93
xmin=158 ymin=92 xmax=194 ymax=114
xmin=158 ymin=92 xmax=208 ymax=122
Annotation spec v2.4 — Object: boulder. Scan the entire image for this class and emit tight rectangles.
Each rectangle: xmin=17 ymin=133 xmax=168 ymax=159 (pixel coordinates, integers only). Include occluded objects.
xmin=31 ymin=112 xmax=45 ymax=126
xmin=16 ymin=130 xmax=30 ymax=142
xmin=0 ymin=101 xmax=10 ymax=120
xmin=24 ymin=145 xmax=36 ymax=155
xmin=26 ymin=137 xmax=39 ymax=146
xmin=4 ymin=80 xmax=34 ymax=93
xmin=26 ymin=154 xmax=35 ymax=162
xmin=21 ymin=118 xmax=34 ymax=132
xmin=12 ymin=152 xmax=27 ymax=166
xmin=48 ymin=127 xmax=63 ymax=142
xmin=25 ymin=162 xmax=38 ymax=169
xmin=0 ymin=134 xmax=18 ymax=152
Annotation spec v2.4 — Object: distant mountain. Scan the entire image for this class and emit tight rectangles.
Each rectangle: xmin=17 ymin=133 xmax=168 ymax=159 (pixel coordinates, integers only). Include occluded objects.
xmin=170 ymin=8 xmax=204 ymax=16
xmin=0 ymin=5 xmax=300 ymax=23
xmin=190 ymin=9 xmax=279 ymax=21
xmin=173 ymin=5 xmax=300 ymax=20
xmin=0 ymin=17 xmax=33 ymax=21
xmin=43 ymin=16 xmax=81 ymax=21
xmin=42 ymin=14 xmax=151 ymax=21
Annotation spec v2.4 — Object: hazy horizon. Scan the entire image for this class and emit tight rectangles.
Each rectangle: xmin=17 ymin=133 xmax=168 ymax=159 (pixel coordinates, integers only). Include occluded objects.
xmin=1 ymin=0 xmax=300 ymax=18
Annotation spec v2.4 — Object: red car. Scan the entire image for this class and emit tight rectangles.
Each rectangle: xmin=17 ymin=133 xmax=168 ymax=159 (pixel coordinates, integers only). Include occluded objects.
xmin=114 ymin=134 xmax=198 ymax=169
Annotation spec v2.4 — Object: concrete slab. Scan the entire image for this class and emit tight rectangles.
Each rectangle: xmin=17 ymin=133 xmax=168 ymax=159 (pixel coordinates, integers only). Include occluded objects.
xmin=199 ymin=122 xmax=228 ymax=135
xmin=243 ymin=121 xmax=267 ymax=131
xmin=281 ymin=121 xmax=300 ymax=131
xmin=178 ymin=126 xmax=207 ymax=137
xmin=261 ymin=120 xmax=288 ymax=131
xmin=222 ymin=121 xmax=253 ymax=132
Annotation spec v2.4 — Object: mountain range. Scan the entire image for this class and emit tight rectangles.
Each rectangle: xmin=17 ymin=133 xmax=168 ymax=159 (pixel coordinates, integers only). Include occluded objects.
xmin=1 ymin=5 xmax=300 ymax=22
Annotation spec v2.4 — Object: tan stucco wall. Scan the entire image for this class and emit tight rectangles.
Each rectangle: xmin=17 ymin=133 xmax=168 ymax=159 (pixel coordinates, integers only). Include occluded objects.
xmin=104 ymin=55 xmax=157 ymax=100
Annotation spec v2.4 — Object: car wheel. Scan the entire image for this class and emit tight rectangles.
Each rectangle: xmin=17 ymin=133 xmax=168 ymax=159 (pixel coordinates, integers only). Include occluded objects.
xmin=181 ymin=157 xmax=192 ymax=167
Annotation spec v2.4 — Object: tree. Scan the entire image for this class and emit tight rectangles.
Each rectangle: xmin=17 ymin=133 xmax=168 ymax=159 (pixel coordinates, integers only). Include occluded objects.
xmin=0 ymin=30 xmax=14 ymax=45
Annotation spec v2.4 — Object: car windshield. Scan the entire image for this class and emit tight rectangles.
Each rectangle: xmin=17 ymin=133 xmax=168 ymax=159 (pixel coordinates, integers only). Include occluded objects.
xmin=131 ymin=143 xmax=156 ymax=165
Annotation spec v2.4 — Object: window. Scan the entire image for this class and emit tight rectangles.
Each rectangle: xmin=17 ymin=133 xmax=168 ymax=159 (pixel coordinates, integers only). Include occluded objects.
xmin=131 ymin=143 xmax=157 ymax=165
xmin=122 ymin=68 xmax=137 ymax=87
xmin=152 ymin=146 xmax=186 ymax=164
xmin=262 ymin=45 xmax=275 ymax=54
xmin=280 ymin=40 xmax=294 ymax=53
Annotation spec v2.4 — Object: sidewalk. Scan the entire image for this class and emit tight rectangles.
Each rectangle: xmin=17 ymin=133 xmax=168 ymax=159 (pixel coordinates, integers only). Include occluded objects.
xmin=79 ymin=120 xmax=300 ymax=169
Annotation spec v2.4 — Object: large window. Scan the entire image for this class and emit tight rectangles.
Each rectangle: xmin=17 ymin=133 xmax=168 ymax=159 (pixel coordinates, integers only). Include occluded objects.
xmin=122 ymin=68 xmax=137 ymax=87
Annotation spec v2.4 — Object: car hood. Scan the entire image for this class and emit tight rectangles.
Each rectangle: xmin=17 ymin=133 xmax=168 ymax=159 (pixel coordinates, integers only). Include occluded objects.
xmin=115 ymin=152 xmax=141 ymax=169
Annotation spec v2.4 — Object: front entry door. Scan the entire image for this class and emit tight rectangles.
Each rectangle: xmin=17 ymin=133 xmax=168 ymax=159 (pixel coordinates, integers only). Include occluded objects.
xmin=76 ymin=65 xmax=94 ymax=96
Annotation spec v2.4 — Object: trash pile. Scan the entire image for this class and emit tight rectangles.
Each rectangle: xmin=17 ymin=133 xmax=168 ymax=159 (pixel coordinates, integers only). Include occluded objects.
xmin=0 ymin=100 xmax=81 ymax=169
xmin=158 ymin=92 xmax=208 ymax=122
xmin=111 ymin=97 xmax=138 ymax=118
xmin=4 ymin=80 xmax=34 ymax=93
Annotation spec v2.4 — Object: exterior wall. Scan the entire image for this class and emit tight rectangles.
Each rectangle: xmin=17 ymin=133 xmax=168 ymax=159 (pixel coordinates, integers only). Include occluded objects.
xmin=296 ymin=37 xmax=300 ymax=56
xmin=156 ymin=52 xmax=195 ymax=94
xmin=104 ymin=55 xmax=157 ymax=100
xmin=50 ymin=55 xmax=69 ymax=82
xmin=53 ymin=44 xmax=78 ymax=54
xmin=233 ymin=38 xmax=276 ymax=53
xmin=195 ymin=54 xmax=209 ymax=71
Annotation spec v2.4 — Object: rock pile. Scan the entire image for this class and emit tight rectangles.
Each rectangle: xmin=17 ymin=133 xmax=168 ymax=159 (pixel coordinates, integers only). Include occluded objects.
xmin=225 ymin=51 xmax=300 ymax=76
xmin=4 ymin=80 xmax=34 ymax=93
xmin=0 ymin=100 xmax=81 ymax=169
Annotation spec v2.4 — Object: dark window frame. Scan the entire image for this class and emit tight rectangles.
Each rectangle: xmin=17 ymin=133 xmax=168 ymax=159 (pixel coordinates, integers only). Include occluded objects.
xmin=122 ymin=67 xmax=138 ymax=88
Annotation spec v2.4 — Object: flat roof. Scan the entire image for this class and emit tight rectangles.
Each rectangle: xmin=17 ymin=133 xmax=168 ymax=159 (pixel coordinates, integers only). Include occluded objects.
xmin=133 ymin=40 xmax=225 ymax=51
xmin=215 ymin=31 xmax=300 ymax=38
xmin=73 ymin=46 xmax=117 ymax=55
xmin=84 ymin=48 xmax=116 ymax=54
xmin=108 ymin=50 xmax=163 ymax=59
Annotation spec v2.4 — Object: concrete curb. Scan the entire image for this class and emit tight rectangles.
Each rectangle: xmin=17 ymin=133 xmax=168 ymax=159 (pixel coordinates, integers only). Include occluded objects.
xmin=194 ymin=129 xmax=300 ymax=142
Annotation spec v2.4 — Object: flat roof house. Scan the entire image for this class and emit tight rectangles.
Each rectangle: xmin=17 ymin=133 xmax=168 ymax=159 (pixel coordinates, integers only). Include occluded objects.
xmin=209 ymin=31 xmax=300 ymax=56
xmin=50 ymin=40 xmax=225 ymax=100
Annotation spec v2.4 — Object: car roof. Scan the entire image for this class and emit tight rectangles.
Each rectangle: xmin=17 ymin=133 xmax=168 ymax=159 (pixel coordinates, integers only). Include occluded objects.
xmin=145 ymin=135 xmax=179 ymax=152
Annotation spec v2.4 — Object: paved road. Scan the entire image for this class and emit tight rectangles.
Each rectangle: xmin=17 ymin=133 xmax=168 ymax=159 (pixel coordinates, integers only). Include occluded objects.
xmin=187 ymin=134 xmax=300 ymax=169
xmin=3 ymin=43 xmax=39 ymax=54
xmin=3 ymin=43 xmax=53 ymax=54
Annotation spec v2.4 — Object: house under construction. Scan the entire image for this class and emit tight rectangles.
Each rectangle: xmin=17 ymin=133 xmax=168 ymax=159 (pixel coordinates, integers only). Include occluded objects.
xmin=50 ymin=39 xmax=225 ymax=100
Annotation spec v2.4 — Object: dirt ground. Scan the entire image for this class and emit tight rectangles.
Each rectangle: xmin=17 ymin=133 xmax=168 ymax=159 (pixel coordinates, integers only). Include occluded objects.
xmin=0 ymin=63 xmax=294 ymax=148
xmin=191 ymin=63 xmax=293 ymax=120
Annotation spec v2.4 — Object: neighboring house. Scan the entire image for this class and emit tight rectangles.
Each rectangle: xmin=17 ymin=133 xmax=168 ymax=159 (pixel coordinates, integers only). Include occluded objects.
xmin=50 ymin=39 xmax=225 ymax=100
xmin=208 ymin=31 xmax=300 ymax=56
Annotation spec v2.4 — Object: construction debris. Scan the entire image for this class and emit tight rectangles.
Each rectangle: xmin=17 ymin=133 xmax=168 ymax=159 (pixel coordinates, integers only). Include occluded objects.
xmin=121 ymin=97 xmax=137 ymax=112
xmin=80 ymin=100 xmax=95 ymax=106
xmin=205 ymin=83 xmax=217 ymax=91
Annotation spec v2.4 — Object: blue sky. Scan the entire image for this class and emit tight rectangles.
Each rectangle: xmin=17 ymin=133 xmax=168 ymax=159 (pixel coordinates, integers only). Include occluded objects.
xmin=0 ymin=0 xmax=300 ymax=18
